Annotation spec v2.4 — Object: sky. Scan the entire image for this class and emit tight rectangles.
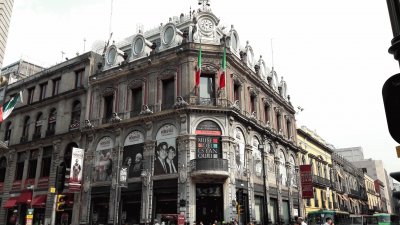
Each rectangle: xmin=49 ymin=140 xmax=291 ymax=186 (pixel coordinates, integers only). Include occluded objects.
xmin=3 ymin=0 xmax=400 ymax=174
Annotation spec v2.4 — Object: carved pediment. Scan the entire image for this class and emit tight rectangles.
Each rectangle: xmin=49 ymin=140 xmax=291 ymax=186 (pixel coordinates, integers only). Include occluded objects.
xmin=160 ymin=68 xmax=177 ymax=78
xmin=248 ymin=86 xmax=259 ymax=97
xmin=201 ymin=63 xmax=218 ymax=74
xmin=232 ymin=73 xmax=244 ymax=86
xmin=128 ymin=78 xmax=146 ymax=89
xmin=102 ymin=87 xmax=116 ymax=96
xmin=263 ymin=97 xmax=272 ymax=106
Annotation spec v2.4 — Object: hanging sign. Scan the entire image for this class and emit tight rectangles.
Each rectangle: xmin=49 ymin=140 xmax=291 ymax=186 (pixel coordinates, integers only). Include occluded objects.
xmin=300 ymin=165 xmax=313 ymax=199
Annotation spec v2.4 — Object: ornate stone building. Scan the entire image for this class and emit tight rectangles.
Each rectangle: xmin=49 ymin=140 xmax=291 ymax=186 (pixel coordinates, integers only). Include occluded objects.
xmin=81 ymin=2 xmax=300 ymax=225
xmin=0 ymin=2 xmax=301 ymax=225
xmin=0 ymin=52 xmax=101 ymax=225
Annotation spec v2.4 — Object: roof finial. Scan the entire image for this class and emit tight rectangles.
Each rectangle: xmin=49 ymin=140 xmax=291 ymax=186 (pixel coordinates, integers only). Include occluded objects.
xmin=198 ymin=0 xmax=211 ymax=11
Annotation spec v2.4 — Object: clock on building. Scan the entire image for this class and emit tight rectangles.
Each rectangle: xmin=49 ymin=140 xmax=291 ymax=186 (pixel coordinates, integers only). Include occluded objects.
xmin=106 ymin=46 xmax=117 ymax=65
xmin=199 ymin=18 xmax=214 ymax=34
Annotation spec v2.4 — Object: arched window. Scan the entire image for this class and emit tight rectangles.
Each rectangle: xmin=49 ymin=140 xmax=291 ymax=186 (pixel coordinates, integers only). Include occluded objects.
xmin=4 ymin=121 xmax=12 ymax=141
xmin=279 ymin=150 xmax=287 ymax=186
xmin=34 ymin=112 xmax=43 ymax=139
xmin=70 ymin=101 xmax=81 ymax=130
xmin=289 ymin=155 xmax=297 ymax=187
xmin=22 ymin=116 xmax=30 ymax=139
xmin=0 ymin=157 xmax=6 ymax=182
xmin=47 ymin=108 xmax=57 ymax=135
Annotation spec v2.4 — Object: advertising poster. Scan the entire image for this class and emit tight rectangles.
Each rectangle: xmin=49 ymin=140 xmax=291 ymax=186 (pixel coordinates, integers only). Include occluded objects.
xmin=123 ymin=131 xmax=144 ymax=178
xmin=94 ymin=136 xmax=114 ymax=182
xmin=70 ymin=147 xmax=84 ymax=192
xmin=300 ymin=165 xmax=313 ymax=198
xmin=154 ymin=124 xmax=178 ymax=175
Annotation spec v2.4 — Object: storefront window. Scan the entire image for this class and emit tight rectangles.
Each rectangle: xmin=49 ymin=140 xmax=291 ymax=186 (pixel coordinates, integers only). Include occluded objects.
xmin=269 ymin=198 xmax=278 ymax=224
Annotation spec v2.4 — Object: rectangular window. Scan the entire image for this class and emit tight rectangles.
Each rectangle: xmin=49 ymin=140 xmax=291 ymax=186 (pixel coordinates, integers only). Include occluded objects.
xmin=4 ymin=122 xmax=11 ymax=141
xmin=131 ymin=87 xmax=143 ymax=114
xmin=28 ymin=150 xmax=39 ymax=179
xmin=250 ymin=95 xmax=256 ymax=113
xmin=27 ymin=87 xmax=35 ymax=104
xmin=15 ymin=152 xmax=26 ymax=181
xmin=39 ymin=82 xmax=47 ymax=100
xmin=286 ymin=120 xmax=291 ymax=138
xmin=104 ymin=95 xmax=114 ymax=119
xmin=75 ymin=69 xmax=84 ymax=89
xmin=162 ymin=79 xmax=175 ymax=109
xmin=40 ymin=146 xmax=52 ymax=177
xmin=234 ymin=84 xmax=240 ymax=102
xmin=264 ymin=105 xmax=270 ymax=123
xmin=199 ymin=74 xmax=215 ymax=105
xmin=276 ymin=113 xmax=281 ymax=131
xmin=52 ymin=78 xmax=61 ymax=96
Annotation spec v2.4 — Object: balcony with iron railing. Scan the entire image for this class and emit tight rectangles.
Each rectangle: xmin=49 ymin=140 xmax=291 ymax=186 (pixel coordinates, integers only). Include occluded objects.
xmin=312 ymin=175 xmax=331 ymax=187
xmin=349 ymin=189 xmax=361 ymax=198
xmin=190 ymin=158 xmax=229 ymax=180
xmin=69 ymin=121 xmax=80 ymax=131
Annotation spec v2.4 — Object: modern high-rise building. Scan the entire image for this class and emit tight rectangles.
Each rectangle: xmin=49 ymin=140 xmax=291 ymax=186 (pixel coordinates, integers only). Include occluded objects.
xmin=0 ymin=0 xmax=15 ymax=70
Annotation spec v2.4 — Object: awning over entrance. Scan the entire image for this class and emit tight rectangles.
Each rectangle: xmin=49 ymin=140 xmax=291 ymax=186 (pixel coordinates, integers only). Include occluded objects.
xmin=3 ymin=197 xmax=17 ymax=208
xmin=31 ymin=195 xmax=47 ymax=208
xmin=16 ymin=190 xmax=32 ymax=204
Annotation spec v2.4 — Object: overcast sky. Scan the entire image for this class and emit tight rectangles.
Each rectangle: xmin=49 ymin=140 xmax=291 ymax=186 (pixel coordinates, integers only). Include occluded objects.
xmin=3 ymin=0 xmax=400 ymax=174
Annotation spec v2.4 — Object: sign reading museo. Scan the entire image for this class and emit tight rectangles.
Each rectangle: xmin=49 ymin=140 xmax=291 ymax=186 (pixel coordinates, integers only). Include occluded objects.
xmin=300 ymin=165 xmax=313 ymax=199
xmin=69 ymin=147 xmax=84 ymax=192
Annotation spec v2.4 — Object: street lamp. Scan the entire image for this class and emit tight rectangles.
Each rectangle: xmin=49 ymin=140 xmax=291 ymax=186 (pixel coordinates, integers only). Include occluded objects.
xmin=259 ymin=144 xmax=269 ymax=225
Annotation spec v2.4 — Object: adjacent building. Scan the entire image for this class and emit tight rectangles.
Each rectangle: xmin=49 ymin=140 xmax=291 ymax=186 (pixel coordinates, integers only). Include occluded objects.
xmin=334 ymin=147 xmax=364 ymax=162
xmin=0 ymin=2 xmax=302 ymax=225
xmin=0 ymin=0 xmax=14 ymax=70
xmin=365 ymin=174 xmax=382 ymax=214
xmin=297 ymin=127 xmax=334 ymax=213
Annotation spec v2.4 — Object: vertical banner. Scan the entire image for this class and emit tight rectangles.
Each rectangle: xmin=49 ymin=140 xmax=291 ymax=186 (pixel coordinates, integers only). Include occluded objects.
xmin=70 ymin=147 xmax=84 ymax=192
xmin=300 ymin=165 xmax=313 ymax=199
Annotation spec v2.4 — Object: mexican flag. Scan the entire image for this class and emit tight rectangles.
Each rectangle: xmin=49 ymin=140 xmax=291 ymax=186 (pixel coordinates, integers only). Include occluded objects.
xmin=195 ymin=46 xmax=202 ymax=87
xmin=0 ymin=91 xmax=23 ymax=122
xmin=219 ymin=47 xmax=226 ymax=89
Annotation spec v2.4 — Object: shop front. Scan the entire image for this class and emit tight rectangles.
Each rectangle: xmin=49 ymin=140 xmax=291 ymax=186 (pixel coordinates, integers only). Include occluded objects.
xmin=196 ymin=184 xmax=223 ymax=225
xmin=91 ymin=187 xmax=111 ymax=225
xmin=120 ymin=183 xmax=142 ymax=225
xmin=153 ymin=179 xmax=178 ymax=223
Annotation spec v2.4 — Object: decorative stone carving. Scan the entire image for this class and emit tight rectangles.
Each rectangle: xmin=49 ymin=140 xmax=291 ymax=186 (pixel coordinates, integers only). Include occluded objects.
xmin=140 ymin=105 xmax=153 ymax=115
xmin=230 ymin=100 xmax=240 ymax=112
xmin=201 ymin=63 xmax=218 ymax=74
xmin=145 ymin=121 xmax=152 ymax=131
xmin=173 ymin=96 xmax=189 ymax=109
xmin=179 ymin=164 xmax=187 ymax=184
xmin=248 ymin=86 xmax=259 ymax=97
xmin=128 ymin=79 xmax=146 ymax=89
xmin=229 ymin=116 xmax=234 ymax=125
xmin=179 ymin=114 xmax=187 ymax=124
xmin=102 ymin=87 xmax=116 ymax=96
xmin=84 ymin=119 xmax=94 ymax=129
xmin=110 ymin=112 xmax=122 ymax=123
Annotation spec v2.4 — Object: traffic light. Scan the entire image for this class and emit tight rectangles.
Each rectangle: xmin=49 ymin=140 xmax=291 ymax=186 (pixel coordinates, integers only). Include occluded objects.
xmin=237 ymin=204 xmax=245 ymax=214
xmin=382 ymin=73 xmax=400 ymax=143
xmin=56 ymin=195 xmax=67 ymax=211
xmin=390 ymin=172 xmax=400 ymax=198
xmin=56 ymin=163 xmax=66 ymax=194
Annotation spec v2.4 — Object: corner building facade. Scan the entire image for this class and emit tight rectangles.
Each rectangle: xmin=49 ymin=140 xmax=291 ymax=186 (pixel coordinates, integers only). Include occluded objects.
xmin=82 ymin=3 xmax=301 ymax=225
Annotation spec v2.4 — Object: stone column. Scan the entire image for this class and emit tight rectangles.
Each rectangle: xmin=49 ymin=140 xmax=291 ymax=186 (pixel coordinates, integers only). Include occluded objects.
xmin=274 ymin=156 xmax=283 ymax=225
xmin=44 ymin=140 xmax=61 ymax=223
xmin=176 ymin=135 xmax=193 ymax=223
xmin=225 ymin=136 xmax=237 ymax=223
xmin=286 ymin=162 xmax=293 ymax=224
xmin=141 ymin=140 xmax=156 ymax=224
xmin=295 ymin=166 xmax=304 ymax=217
xmin=245 ymin=144 xmax=255 ymax=222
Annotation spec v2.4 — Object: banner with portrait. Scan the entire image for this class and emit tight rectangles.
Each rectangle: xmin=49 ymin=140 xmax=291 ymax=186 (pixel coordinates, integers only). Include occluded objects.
xmin=94 ymin=136 xmax=114 ymax=182
xmin=123 ymin=131 xmax=144 ymax=178
xmin=234 ymin=128 xmax=246 ymax=176
xmin=70 ymin=147 xmax=84 ymax=192
xmin=252 ymin=136 xmax=262 ymax=178
xmin=154 ymin=124 xmax=178 ymax=175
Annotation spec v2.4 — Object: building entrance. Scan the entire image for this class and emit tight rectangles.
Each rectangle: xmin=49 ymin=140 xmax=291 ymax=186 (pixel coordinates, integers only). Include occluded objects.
xmin=196 ymin=184 xmax=223 ymax=225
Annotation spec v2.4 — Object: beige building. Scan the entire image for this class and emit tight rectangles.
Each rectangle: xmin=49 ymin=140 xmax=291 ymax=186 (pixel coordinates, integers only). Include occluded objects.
xmin=365 ymin=173 xmax=382 ymax=213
